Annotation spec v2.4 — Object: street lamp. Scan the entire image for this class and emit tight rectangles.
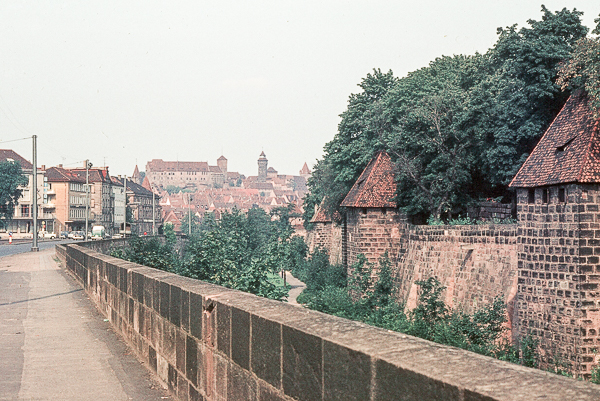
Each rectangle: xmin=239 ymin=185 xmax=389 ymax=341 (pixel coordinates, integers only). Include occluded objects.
xmin=85 ymin=160 xmax=92 ymax=241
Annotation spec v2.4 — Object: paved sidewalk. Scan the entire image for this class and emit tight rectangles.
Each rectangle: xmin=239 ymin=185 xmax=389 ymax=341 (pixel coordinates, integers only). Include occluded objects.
xmin=0 ymin=249 xmax=172 ymax=401
xmin=285 ymin=271 xmax=306 ymax=305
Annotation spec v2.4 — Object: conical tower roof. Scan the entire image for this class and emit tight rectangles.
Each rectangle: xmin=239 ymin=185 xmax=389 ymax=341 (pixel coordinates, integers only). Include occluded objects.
xmin=341 ymin=151 xmax=396 ymax=208
xmin=510 ymin=91 xmax=600 ymax=188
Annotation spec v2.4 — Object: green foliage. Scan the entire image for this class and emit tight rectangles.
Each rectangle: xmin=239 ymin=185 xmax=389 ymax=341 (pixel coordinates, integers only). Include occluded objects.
xmin=110 ymin=236 xmax=177 ymax=272
xmin=296 ymin=252 xmax=540 ymax=368
xmin=180 ymin=210 xmax=201 ymax=235
xmin=306 ymin=6 xmax=590 ymax=224
xmin=557 ymin=36 xmax=600 ymax=117
xmin=180 ymin=208 xmax=292 ymax=301
xmin=110 ymin=207 xmax=308 ymax=301
xmin=0 ymin=160 xmax=28 ymax=228
xmin=591 ymin=365 xmax=600 ymax=384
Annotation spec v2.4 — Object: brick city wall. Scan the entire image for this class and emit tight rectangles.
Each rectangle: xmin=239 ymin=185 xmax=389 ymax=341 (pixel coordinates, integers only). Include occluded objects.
xmin=467 ymin=201 xmax=514 ymax=221
xmin=515 ymin=184 xmax=600 ymax=377
xmin=395 ymin=225 xmax=518 ymax=317
xmin=306 ymin=222 xmax=344 ymax=266
xmin=345 ymin=207 xmax=404 ymax=268
xmin=55 ymin=242 xmax=600 ymax=400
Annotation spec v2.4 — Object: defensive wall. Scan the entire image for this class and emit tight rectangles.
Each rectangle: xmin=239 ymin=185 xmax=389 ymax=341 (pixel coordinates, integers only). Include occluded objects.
xmin=307 ymin=217 xmax=519 ymax=317
xmin=56 ymin=241 xmax=600 ymax=400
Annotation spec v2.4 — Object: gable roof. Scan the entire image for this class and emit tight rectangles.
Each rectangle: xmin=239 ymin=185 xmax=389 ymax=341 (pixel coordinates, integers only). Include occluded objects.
xmin=340 ymin=151 xmax=396 ymax=208
xmin=510 ymin=91 xmax=600 ymax=188
xmin=45 ymin=167 xmax=86 ymax=183
xmin=0 ymin=149 xmax=33 ymax=170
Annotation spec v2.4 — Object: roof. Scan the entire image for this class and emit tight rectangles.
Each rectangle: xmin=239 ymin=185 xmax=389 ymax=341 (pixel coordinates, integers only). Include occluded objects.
xmin=217 ymin=155 xmax=227 ymax=161
xmin=146 ymin=159 xmax=209 ymax=172
xmin=267 ymin=167 xmax=277 ymax=173
xmin=45 ymin=167 xmax=86 ymax=183
xmin=300 ymin=162 xmax=311 ymax=175
xmin=340 ymin=151 xmax=396 ymax=208
xmin=0 ymin=149 xmax=32 ymax=170
xmin=259 ymin=151 xmax=267 ymax=159
xmin=510 ymin=91 xmax=600 ymax=188
xmin=142 ymin=176 xmax=152 ymax=191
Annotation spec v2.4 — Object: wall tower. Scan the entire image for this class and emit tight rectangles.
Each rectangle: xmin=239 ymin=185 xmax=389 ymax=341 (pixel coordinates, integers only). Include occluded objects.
xmin=257 ymin=151 xmax=268 ymax=182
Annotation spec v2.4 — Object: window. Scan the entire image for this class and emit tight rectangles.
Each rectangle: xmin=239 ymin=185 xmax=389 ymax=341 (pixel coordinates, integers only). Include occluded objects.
xmin=528 ymin=189 xmax=535 ymax=204
xmin=558 ymin=188 xmax=566 ymax=203
xmin=21 ymin=204 xmax=30 ymax=217
xmin=542 ymin=188 xmax=549 ymax=204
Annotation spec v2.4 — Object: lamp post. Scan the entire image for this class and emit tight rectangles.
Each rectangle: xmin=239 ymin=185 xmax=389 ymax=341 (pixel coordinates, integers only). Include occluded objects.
xmin=31 ymin=135 xmax=38 ymax=252
xmin=85 ymin=160 xmax=92 ymax=241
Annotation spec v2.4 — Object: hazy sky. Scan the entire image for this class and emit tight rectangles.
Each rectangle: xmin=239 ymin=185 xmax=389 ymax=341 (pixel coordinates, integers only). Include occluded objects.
xmin=0 ymin=1 xmax=598 ymax=177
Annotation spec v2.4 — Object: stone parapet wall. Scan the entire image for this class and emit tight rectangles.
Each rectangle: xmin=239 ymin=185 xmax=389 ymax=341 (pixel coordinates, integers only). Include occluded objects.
xmin=395 ymin=224 xmax=518 ymax=316
xmin=55 ymin=242 xmax=600 ymax=400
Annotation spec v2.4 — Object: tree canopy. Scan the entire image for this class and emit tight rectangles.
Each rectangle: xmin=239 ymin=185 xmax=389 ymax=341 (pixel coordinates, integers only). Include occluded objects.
xmin=0 ymin=160 xmax=28 ymax=228
xmin=305 ymin=6 xmax=592 ymax=223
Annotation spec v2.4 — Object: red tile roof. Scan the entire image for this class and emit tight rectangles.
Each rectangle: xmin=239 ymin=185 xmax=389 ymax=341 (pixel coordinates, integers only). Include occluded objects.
xmin=510 ymin=91 xmax=600 ymax=188
xmin=146 ymin=159 xmax=209 ymax=172
xmin=0 ymin=149 xmax=32 ymax=169
xmin=45 ymin=167 xmax=86 ymax=183
xmin=340 ymin=151 xmax=396 ymax=208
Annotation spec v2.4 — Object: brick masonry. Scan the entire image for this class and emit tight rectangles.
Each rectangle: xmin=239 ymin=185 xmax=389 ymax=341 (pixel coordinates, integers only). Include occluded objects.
xmin=514 ymin=184 xmax=600 ymax=377
xmin=395 ymin=225 xmax=518 ymax=317
xmin=55 ymin=242 xmax=600 ymax=400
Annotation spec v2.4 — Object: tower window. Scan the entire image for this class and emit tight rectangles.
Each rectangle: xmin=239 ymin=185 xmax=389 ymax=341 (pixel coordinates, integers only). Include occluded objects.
xmin=528 ymin=189 xmax=535 ymax=204
xmin=558 ymin=188 xmax=566 ymax=203
xmin=542 ymin=189 xmax=549 ymax=204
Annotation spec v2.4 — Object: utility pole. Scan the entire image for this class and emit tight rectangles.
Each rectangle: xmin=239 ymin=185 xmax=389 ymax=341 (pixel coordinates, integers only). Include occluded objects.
xmin=31 ymin=135 xmax=38 ymax=252
xmin=152 ymin=184 xmax=156 ymax=235
xmin=85 ymin=160 xmax=92 ymax=241
xmin=123 ymin=175 xmax=127 ymax=236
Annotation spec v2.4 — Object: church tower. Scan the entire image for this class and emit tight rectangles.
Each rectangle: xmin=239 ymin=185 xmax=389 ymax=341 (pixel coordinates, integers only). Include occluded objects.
xmin=217 ymin=155 xmax=227 ymax=176
xmin=257 ymin=151 xmax=268 ymax=182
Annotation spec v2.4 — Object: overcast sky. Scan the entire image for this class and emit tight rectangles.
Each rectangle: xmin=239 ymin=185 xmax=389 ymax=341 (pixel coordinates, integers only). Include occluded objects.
xmin=0 ymin=1 xmax=598 ymax=178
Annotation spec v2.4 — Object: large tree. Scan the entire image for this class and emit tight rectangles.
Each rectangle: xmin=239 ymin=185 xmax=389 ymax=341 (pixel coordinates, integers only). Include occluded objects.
xmin=557 ymin=13 xmax=600 ymax=116
xmin=306 ymin=6 xmax=589 ymax=223
xmin=0 ymin=160 xmax=28 ymax=228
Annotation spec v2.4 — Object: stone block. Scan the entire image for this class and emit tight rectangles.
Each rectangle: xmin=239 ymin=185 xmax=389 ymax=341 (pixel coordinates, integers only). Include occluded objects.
xmin=181 ymin=290 xmax=190 ymax=333
xmin=231 ymin=306 xmax=250 ymax=370
xmin=170 ymin=284 xmax=181 ymax=327
xmin=228 ymin=361 xmax=257 ymax=400
xmin=252 ymin=315 xmax=281 ymax=388
xmin=176 ymin=328 xmax=186 ymax=372
xmin=186 ymin=335 xmax=198 ymax=386
xmin=323 ymin=340 xmax=370 ymax=401
xmin=159 ymin=281 xmax=170 ymax=319
xmin=283 ymin=326 xmax=322 ymax=401
xmin=216 ymin=302 xmax=231 ymax=357
xmin=190 ymin=292 xmax=202 ymax=340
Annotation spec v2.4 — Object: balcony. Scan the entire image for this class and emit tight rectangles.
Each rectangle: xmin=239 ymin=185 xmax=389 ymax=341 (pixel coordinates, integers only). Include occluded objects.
xmin=42 ymin=203 xmax=55 ymax=209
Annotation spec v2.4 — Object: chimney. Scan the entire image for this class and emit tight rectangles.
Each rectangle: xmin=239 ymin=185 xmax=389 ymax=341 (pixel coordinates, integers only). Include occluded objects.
xmin=58 ymin=164 xmax=63 ymax=168
xmin=41 ymin=165 xmax=45 ymax=170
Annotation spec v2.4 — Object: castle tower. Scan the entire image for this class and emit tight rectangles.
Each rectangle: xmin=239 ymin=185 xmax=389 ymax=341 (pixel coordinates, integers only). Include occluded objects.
xmin=257 ymin=151 xmax=268 ymax=183
xmin=217 ymin=155 xmax=228 ymax=177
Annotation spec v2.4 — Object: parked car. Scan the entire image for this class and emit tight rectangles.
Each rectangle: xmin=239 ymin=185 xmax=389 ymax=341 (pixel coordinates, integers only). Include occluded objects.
xmin=59 ymin=231 xmax=69 ymax=239
xmin=38 ymin=231 xmax=56 ymax=239
xmin=68 ymin=231 xmax=75 ymax=239
xmin=72 ymin=231 xmax=85 ymax=240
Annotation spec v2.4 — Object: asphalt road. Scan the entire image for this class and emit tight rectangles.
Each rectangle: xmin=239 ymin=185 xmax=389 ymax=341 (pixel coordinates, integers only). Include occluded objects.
xmin=0 ymin=239 xmax=76 ymax=258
